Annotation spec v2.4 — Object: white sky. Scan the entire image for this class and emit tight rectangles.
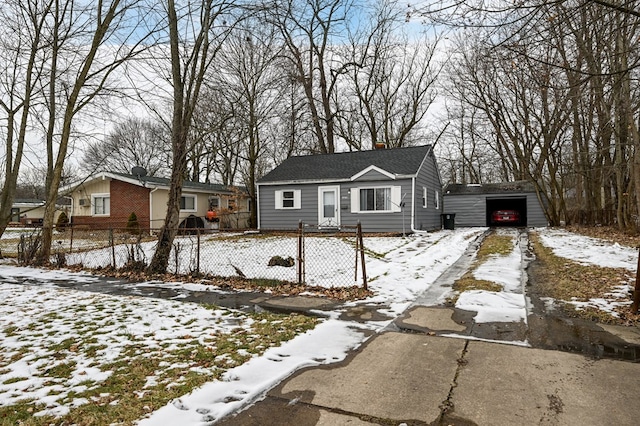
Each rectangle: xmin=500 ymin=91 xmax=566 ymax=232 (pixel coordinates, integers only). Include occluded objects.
xmin=0 ymin=226 xmax=636 ymax=423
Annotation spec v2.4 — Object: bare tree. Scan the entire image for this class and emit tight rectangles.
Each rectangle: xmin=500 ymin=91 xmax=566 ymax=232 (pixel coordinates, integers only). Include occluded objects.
xmin=82 ymin=117 xmax=170 ymax=176
xmin=266 ymin=0 xmax=357 ymax=154
xmin=36 ymin=0 xmax=156 ymax=264
xmin=0 ymin=0 xmax=52 ymax=237
xmin=190 ymin=89 xmax=242 ymax=184
xmin=147 ymin=0 xmax=238 ymax=274
xmin=204 ymin=22 xmax=284 ymax=227
xmin=339 ymin=1 xmax=441 ymax=149
xmin=424 ymin=0 xmax=640 ymax=228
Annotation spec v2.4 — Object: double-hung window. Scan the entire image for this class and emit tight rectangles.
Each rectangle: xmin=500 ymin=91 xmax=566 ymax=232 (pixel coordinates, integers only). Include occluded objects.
xmin=180 ymin=194 xmax=197 ymax=212
xmin=275 ymin=189 xmax=301 ymax=209
xmin=92 ymin=194 xmax=110 ymax=216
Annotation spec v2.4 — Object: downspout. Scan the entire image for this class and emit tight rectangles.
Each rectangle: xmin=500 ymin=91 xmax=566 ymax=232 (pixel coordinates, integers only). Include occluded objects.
xmin=256 ymin=184 xmax=261 ymax=230
xmin=411 ymin=176 xmax=417 ymax=232
xmin=149 ymin=187 xmax=159 ymax=234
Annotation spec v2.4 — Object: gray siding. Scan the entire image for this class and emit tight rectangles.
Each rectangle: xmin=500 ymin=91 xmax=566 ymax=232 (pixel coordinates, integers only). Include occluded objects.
xmin=413 ymin=151 xmax=443 ymax=231
xmin=258 ymin=183 xmax=318 ymax=229
xmin=354 ymin=169 xmax=391 ymax=181
xmin=526 ymin=194 xmax=548 ymax=227
xmin=443 ymin=194 xmax=487 ymax=227
xmin=443 ymin=192 xmax=548 ymax=227
xmin=258 ymin=179 xmax=417 ymax=232
xmin=341 ymin=179 xmax=412 ymax=232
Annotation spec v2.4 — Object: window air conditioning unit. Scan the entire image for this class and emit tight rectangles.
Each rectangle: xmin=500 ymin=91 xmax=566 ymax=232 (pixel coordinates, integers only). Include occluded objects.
xmin=79 ymin=198 xmax=89 ymax=206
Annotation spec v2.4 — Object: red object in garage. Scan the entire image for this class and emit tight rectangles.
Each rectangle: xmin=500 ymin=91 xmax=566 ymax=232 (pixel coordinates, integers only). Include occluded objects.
xmin=491 ymin=209 xmax=520 ymax=224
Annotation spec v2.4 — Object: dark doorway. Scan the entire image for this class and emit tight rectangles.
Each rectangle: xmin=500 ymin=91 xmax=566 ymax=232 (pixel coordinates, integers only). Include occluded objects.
xmin=485 ymin=197 xmax=527 ymax=226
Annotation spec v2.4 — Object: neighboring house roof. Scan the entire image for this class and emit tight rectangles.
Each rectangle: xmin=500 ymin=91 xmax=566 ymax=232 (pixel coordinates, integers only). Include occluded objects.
xmin=12 ymin=199 xmax=46 ymax=206
xmin=60 ymin=171 xmax=243 ymax=195
xmin=443 ymin=181 xmax=537 ymax=195
xmin=258 ymin=145 xmax=433 ymax=184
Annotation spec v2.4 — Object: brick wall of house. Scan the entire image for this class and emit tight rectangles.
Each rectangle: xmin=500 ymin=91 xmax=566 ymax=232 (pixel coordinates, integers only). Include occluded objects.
xmin=71 ymin=179 xmax=151 ymax=229
xmin=110 ymin=180 xmax=151 ymax=228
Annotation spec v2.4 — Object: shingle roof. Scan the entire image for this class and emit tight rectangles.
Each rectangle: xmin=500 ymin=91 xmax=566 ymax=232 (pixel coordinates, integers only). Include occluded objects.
xmin=258 ymin=145 xmax=432 ymax=183
xmin=443 ymin=181 xmax=536 ymax=195
xmin=110 ymin=172 xmax=234 ymax=193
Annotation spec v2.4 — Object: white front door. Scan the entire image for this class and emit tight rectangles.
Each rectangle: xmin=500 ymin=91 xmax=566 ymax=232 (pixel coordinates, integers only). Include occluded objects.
xmin=318 ymin=186 xmax=340 ymax=227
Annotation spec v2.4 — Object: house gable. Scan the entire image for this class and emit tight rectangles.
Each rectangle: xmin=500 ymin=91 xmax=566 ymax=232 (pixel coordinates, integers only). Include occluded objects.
xmin=350 ymin=165 xmax=396 ymax=182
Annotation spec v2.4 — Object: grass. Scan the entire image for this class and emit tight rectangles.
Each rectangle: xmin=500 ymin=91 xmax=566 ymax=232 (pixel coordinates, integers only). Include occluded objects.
xmin=0 ymin=303 xmax=319 ymax=426
xmin=529 ymin=233 xmax=637 ymax=324
xmin=448 ymin=231 xmax=515 ymax=304
xmin=475 ymin=234 xmax=514 ymax=260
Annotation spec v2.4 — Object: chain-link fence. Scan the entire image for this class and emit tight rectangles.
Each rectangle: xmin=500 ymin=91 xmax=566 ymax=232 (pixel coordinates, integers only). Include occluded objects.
xmin=7 ymin=223 xmax=367 ymax=288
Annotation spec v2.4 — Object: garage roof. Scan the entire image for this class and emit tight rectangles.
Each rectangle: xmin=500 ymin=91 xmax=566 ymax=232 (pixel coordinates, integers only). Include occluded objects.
xmin=444 ymin=181 xmax=536 ymax=195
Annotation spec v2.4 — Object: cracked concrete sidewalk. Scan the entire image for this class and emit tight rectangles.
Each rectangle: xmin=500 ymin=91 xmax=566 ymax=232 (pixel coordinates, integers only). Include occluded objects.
xmin=217 ymin=306 xmax=640 ymax=426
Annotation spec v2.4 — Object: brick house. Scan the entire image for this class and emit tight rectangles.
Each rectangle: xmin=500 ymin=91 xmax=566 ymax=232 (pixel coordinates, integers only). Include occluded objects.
xmin=60 ymin=171 xmax=250 ymax=230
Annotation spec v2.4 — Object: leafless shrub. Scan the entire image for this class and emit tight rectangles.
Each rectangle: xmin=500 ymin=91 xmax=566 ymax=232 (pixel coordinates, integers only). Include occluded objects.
xmin=18 ymin=231 xmax=42 ymax=265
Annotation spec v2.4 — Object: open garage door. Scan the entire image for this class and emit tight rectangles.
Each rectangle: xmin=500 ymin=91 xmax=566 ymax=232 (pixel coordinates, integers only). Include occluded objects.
xmin=485 ymin=197 xmax=527 ymax=226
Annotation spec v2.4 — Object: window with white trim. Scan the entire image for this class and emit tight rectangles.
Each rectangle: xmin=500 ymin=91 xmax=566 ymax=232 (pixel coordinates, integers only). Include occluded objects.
xmin=92 ymin=194 xmax=110 ymax=216
xmin=350 ymin=186 xmax=401 ymax=213
xmin=435 ymin=190 xmax=440 ymax=210
xmin=208 ymin=196 xmax=220 ymax=209
xmin=360 ymin=188 xmax=390 ymax=211
xmin=275 ymin=189 xmax=301 ymax=209
xmin=180 ymin=194 xmax=197 ymax=211
xmin=422 ymin=187 xmax=427 ymax=208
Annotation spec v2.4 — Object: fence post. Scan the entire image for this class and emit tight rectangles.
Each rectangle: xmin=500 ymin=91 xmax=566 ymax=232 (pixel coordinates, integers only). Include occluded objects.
xmin=357 ymin=222 xmax=367 ymax=290
xmin=297 ymin=221 xmax=304 ymax=284
xmin=109 ymin=228 xmax=116 ymax=269
xmin=18 ymin=234 xmax=24 ymax=264
xmin=196 ymin=228 xmax=201 ymax=276
xmin=70 ymin=225 xmax=74 ymax=253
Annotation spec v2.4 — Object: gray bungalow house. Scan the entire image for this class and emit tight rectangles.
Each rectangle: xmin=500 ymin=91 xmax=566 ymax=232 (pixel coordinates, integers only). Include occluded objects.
xmin=257 ymin=145 xmax=442 ymax=232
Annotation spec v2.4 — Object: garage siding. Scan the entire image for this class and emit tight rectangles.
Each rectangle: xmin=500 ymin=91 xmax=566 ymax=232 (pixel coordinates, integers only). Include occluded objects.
xmin=442 ymin=194 xmax=487 ymax=227
xmin=443 ymin=192 xmax=548 ymax=227
xmin=526 ymin=194 xmax=548 ymax=227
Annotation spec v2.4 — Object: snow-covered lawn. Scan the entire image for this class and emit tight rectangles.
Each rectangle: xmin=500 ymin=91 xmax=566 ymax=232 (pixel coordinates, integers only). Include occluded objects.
xmin=453 ymin=227 xmax=636 ymax=328
xmin=0 ymin=283 xmax=320 ymax=423
xmin=537 ymin=227 xmax=638 ymax=271
xmin=0 ymin=226 xmax=637 ymax=424
xmin=61 ymin=233 xmax=363 ymax=288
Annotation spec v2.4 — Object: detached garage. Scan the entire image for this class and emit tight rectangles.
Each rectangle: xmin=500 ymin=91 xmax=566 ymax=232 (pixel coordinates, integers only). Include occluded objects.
xmin=442 ymin=181 xmax=548 ymax=228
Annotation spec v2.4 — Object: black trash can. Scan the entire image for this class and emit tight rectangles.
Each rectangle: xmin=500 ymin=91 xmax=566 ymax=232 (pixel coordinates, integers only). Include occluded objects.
xmin=442 ymin=213 xmax=455 ymax=230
